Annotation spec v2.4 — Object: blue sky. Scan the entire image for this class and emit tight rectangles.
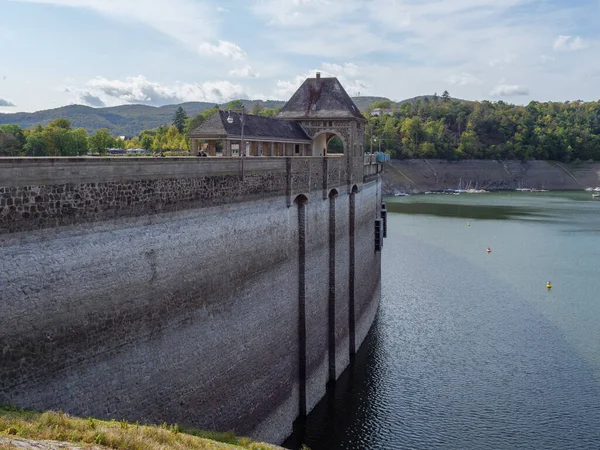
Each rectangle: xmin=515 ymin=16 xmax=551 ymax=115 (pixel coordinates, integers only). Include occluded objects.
xmin=1 ymin=0 xmax=599 ymax=112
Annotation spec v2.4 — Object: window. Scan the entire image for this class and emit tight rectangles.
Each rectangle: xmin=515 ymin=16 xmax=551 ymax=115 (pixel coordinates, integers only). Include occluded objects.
xmin=295 ymin=144 xmax=300 ymax=154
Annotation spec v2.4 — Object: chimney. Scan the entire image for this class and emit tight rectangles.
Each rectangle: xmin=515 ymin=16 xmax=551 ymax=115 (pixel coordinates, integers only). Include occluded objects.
xmin=316 ymin=72 xmax=321 ymax=80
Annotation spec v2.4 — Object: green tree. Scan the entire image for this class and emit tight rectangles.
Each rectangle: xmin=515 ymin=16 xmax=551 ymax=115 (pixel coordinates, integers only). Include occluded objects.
xmin=47 ymin=118 xmax=72 ymax=130
xmin=172 ymin=106 xmax=188 ymax=133
xmin=0 ymin=131 xmax=22 ymax=156
xmin=71 ymin=128 xmax=89 ymax=155
xmin=226 ymin=100 xmax=244 ymax=110
xmin=42 ymin=126 xmax=73 ymax=156
xmin=442 ymin=90 xmax=451 ymax=103
xmin=251 ymin=102 xmax=263 ymax=116
xmin=0 ymin=124 xmax=25 ymax=155
xmin=23 ymin=133 xmax=48 ymax=156
xmin=371 ymin=100 xmax=392 ymax=110
xmin=141 ymin=135 xmax=154 ymax=151
xmin=258 ymin=107 xmax=281 ymax=118
xmin=88 ymin=128 xmax=115 ymax=155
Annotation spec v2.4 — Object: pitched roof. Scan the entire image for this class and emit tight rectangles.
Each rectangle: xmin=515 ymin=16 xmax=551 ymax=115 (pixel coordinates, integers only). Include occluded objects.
xmin=189 ymin=110 xmax=311 ymax=142
xmin=277 ymin=76 xmax=366 ymax=121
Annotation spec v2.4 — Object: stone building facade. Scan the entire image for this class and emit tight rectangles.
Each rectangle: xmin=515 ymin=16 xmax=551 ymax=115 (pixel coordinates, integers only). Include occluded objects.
xmin=189 ymin=73 xmax=367 ymax=188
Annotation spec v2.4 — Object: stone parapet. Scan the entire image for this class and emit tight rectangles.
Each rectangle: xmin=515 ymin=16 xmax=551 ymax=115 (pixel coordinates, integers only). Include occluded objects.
xmin=0 ymin=157 xmax=358 ymax=236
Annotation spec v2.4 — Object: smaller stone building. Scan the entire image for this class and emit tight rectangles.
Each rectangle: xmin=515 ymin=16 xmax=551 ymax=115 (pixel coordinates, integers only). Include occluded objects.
xmin=189 ymin=73 xmax=367 ymax=161
xmin=189 ymin=110 xmax=313 ymax=157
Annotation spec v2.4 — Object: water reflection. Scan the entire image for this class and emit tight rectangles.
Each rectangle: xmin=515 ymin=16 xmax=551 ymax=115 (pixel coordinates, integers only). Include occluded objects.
xmin=385 ymin=202 xmax=546 ymax=220
xmin=284 ymin=194 xmax=600 ymax=450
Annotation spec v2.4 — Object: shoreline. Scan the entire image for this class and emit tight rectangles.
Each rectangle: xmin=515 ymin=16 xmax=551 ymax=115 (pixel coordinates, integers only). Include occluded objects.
xmin=382 ymin=159 xmax=600 ymax=194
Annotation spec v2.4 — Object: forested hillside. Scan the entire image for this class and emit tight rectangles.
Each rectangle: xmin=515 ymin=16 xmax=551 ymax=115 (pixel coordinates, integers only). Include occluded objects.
xmin=367 ymin=94 xmax=600 ymax=162
xmin=0 ymin=102 xmax=215 ymax=137
xmin=0 ymin=97 xmax=384 ymax=137
xmin=3 ymin=92 xmax=600 ymax=162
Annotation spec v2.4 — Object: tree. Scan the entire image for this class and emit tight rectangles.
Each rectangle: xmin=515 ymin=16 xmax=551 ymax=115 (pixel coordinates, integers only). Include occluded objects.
xmin=173 ymin=106 xmax=188 ymax=133
xmin=88 ymin=128 xmax=115 ymax=155
xmin=42 ymin=126 xmax=72 ymax=156
xmin=226 ymin=100 xmax=244 ymax=110
xmin=251 ymin=102 xmax=263 ymax=116
xmin=371 ymin=100 xmax=392 ymax=110
xmin=0 ymin=132 xmax=21 ymax=156
xmin=165 ymin=126 xmax=180 ymax=150
xmin=0 ymin=124 xmax=25 ymax=155
xmin=327 ymin=136 xmax=344 ymax=154
xmin=23 ymin=133 xmax=48 ymax=156
xmin=141 ymin=135 xmax=154 ymax=151
xmin=258 ymin=107 xmax=280 ymax=118
xmin=442 ymin=90 xmax=451 ymax=103
xmin=48 ymin=118 xmax=72 ymax=130
xmin=71 ymin=128 xmax=89 ymax=155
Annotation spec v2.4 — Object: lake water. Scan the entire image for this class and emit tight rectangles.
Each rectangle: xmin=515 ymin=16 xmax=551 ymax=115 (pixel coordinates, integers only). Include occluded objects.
xmin=284 ymin=191 xmax=600 ymax=450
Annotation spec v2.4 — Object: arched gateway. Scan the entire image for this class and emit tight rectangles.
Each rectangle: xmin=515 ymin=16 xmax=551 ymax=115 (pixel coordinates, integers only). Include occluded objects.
xmin=276 ymin=72 xmax=366 ymax=159
xmin=189 ymin=73 xmax=367 ymax=188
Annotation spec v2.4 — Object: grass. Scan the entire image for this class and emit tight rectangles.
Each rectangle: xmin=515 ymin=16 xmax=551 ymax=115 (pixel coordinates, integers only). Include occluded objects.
xmin=0 ymin=405 xmax=280 ymax=450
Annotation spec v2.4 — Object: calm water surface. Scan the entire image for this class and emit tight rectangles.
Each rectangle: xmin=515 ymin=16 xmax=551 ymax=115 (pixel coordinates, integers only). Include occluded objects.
xmin=284 ymin=191 xmax=600 ymax=450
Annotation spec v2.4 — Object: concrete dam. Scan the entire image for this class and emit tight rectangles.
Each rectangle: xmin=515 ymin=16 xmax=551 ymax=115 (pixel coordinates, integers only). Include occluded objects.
xmin=0 ymin=75 xmax=385 ymax=444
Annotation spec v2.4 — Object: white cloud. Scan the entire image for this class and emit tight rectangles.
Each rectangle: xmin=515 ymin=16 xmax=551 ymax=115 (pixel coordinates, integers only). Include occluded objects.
xmin=553 ymin=35 xmax=588 ymax=52
xmin=540 ymin=54 xmax=556 ymax=63
xmin=366 ymin=0 xmax=412 ymax=31
xmin=198 ymin=40 xmax=246 ymax=60
xmin=447 ymin=73 xmax=483 ymax=86
xmin=490 ymin=84 xmax=529 ymax=97
xmin=282 ymin=23 xmax=397 ymax=58
xmin=489 ymin=53 xmax=516 ymax=67
xmin=15 ymin=0 xmax=217 ymax=49
xmin=229 ymin=66 xmax=259 ymax=78
xmin=321 ymin=63 xmax=360 ymax=78
xmin=0 ymin=98 xmax=16 ymax=107
xmin=82 ymin=75 xmax=248 ymax=106
xmin=252 ymin=0 xmax=360 ymax=27
xmin=273 ymin=63 xmax=368 ymax=99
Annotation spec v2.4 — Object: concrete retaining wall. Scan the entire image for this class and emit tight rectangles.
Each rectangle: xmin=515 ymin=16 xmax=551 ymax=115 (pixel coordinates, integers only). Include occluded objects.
xmin=0 ymin=157 xmax=382 ymax=444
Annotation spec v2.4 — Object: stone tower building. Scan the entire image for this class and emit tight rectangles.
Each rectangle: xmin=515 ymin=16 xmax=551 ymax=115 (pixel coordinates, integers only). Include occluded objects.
xmin=277 ymin=73 xmax=368 ymax=188
xmin=189 ymin=73 xmax=368 ymax=190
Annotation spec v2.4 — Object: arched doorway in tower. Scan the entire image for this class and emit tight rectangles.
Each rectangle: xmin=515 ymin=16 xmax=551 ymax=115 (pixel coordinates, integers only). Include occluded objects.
xmin=312 ymin=131 xmax=346 ymax=157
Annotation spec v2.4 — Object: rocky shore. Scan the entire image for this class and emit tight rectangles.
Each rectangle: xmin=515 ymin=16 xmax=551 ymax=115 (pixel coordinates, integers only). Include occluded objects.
xmin=382 ymin=159 xmax=600 ymax=194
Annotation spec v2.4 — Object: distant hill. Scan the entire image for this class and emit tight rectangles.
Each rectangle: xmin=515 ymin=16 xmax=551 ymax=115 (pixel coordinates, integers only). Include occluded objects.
xmin=350 ymin=96 xmax=391 ymax=111
xmin=0 ymin=96 xmax=392 ymax=137
xmin=396 ymin=95 xmax=468 ymax=105
xmin=0 ymin=102 xmax=215 ymax=137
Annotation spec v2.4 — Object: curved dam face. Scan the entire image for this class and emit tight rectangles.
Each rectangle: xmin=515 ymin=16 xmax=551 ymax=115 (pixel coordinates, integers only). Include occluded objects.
xmin=0 ymin=157 xmax=382 ymax=444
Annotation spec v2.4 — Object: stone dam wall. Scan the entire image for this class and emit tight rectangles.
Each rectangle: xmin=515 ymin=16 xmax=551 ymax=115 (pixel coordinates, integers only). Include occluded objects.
xmin=383 ymin=159 xmax=600 ymax=193
xmin=0 ymin=157 xmax=382 ymax=445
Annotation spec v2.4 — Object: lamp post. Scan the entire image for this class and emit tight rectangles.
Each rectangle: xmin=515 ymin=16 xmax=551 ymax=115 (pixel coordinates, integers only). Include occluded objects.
xmin=227 ymin=104 xmax=245 ymax=180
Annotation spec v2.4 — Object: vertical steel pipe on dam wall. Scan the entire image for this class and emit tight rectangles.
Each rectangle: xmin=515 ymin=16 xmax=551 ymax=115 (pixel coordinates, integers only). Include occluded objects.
xmin=0 ymin=157 xmax=382 ymax=444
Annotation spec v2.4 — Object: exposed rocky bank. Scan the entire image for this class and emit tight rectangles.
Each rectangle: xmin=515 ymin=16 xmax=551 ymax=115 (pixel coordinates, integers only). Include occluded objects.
xmin=382 ymin=159 xmax=600 ymax=193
